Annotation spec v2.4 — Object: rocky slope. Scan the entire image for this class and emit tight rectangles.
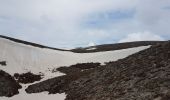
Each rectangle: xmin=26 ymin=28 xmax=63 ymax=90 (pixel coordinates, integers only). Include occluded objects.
xmin=26 ymin=41 xmax=170 ymax=100
xmin=66 ymin=41 xmax=170 ymax=100
xmin=0 ymin=70 xmax=21 ymax=97
xmin=25 ymin=63 xmax=100 ymax=94
xmin=14 ymin=72 xmax=43 ymax=84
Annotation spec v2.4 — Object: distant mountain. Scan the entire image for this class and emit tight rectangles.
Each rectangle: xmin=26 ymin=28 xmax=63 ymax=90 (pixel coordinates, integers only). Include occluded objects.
xmin=0 ymin=35 xmax=164 ymax=53
xmin=71 ymin=41 xmax=165 ymax=53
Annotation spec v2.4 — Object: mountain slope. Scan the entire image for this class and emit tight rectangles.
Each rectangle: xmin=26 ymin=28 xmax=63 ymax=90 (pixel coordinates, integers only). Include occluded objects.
xmin=0 ymin=37 xmax=151 ymax=78
xmin=0 ymin=35 xmax=166 ymax=100
xmin=66 ymin=41 xmax=170 ymax=100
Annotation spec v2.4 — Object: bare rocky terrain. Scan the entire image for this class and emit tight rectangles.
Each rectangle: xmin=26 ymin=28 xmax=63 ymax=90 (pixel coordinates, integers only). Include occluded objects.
xmin=53 ymin=63 xmax=101 ymax=75
xmin=66 ymin=41 xmax=170 ymax=100
xmin=25 ymin=41 xmax=170 ymax=100
xmin=14 ymin=72 xmax=43 ymax=84
xmin=0 ymin=61 xmax=6 ymax=66
xmin=0 ymin=70 xmax=21 ymax=97
xmin=25 ymin=63 xmax=101 ymax=94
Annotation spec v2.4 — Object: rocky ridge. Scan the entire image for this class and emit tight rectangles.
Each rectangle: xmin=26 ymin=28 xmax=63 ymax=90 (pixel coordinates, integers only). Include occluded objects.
xmin=0 ymin=70 xmax=21 ymax=97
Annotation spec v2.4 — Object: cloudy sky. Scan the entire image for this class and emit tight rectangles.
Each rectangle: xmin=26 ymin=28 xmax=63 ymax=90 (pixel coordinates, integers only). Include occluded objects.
xmin=0 ymin=0 xmax=170 ymax=48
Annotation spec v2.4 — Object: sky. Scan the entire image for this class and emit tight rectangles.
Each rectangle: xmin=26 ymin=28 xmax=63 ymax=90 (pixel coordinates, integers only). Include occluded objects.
xmin=0 ymin=0 xmax=170 ymax=48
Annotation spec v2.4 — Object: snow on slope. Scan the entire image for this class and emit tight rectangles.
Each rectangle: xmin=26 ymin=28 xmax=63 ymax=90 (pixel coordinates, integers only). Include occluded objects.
xmin=0 ymin=38 xmax=150 ymax=76
xmin=0 ymin=37 xmax=150 ymax=100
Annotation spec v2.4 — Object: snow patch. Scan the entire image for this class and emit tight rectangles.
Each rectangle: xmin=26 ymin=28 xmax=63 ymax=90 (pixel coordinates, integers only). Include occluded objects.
xmin=86 ymin=47 xmax=96 ymax=50
xmin=1 ymin=87 xmax=66 ymax=100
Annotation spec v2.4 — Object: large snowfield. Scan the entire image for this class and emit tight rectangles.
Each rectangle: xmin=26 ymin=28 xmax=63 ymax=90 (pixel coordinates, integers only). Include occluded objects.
xmin=0 ymin=38 xmax=150 ymax=100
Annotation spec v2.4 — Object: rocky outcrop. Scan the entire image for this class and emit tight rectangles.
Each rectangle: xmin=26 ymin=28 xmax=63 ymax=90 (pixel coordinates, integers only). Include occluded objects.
xmin=14 ymin=72 xmax=43 ymax=84
xmin=0 ymin=70 xmax=21 ymax=97
xmin=0 ymin=61 xmax=6 ymax=66
xmin=53 ymin=63 xmax=100 ymax=75
xmin=25 ymin=69 xmax=93 ymax=94
xmin=26 ymin=63 xmax=100 ymax=94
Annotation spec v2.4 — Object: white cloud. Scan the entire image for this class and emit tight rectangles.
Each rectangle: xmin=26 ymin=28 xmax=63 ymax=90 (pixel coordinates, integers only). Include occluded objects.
xmin=135 ymin=0 xmax=170 ymax=34
xmin=0 ymin=0 xmax=138 ymax=47
xmin=0 ymin=0 xmax=136 ymax=30
xmin=0 ymin=0 xmax=170 ymax=48
xmin=118 ymin=31 xmax=164 ymax=43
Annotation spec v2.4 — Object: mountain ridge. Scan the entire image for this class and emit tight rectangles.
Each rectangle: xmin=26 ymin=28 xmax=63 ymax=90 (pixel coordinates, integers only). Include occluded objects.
xmin=0 ymin=35 xmax=165 ymax=53
xmin=0 ymin=35 xmax=69 ymax=51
